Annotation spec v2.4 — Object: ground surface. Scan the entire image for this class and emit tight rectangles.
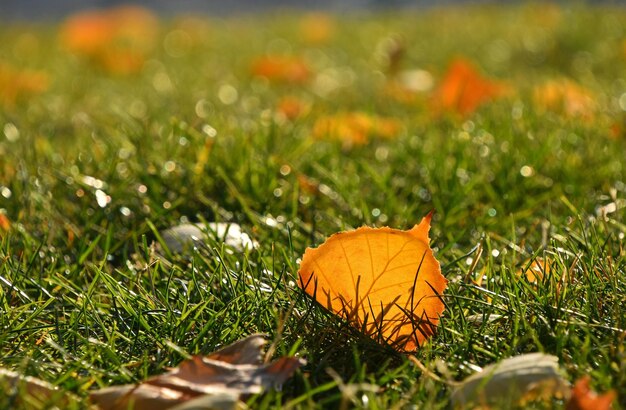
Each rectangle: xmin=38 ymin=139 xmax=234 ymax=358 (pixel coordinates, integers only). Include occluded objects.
xmin=0 ymin=3 xmax=625 ymax=408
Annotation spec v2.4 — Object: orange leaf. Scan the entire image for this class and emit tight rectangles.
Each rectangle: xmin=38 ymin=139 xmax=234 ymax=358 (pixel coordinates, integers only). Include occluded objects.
xmin=432 ymin=57 xmax=509 ymax=116
xmin=0 ymin=213 xmax=10 ymax=232
xmin=566 ymin=376 xmax=616 ymax=410
xmin=276 ymin=96 xmax=310 ymax=120
xmin=517 ymin=258 xmax=550 ymax=284
xmin=59 ymin=6 xmax=157 ymax=74
xmin=298 ymin=213 xmax=447 ymax=352
xmin=0 ymin=63 xmax=49 ymax=107
xmin=250 ymin=55 xmax=311 ymax=84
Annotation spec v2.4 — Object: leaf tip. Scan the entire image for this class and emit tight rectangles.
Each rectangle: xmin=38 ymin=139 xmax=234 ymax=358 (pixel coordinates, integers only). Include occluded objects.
xmin=409 ymin=211 xmax=434 ymax=241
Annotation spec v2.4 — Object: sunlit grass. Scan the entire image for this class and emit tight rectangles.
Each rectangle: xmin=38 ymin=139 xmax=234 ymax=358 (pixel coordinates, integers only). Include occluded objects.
xmin=1 ymin=3 xmax=625 ymax=408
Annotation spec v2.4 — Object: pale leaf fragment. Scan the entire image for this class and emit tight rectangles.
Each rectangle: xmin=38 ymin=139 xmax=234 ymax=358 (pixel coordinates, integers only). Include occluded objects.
xmin=160 ymin=222 xmax=256 ymax=253
xmin=451 ymin=353 xmax=570 ymax=408
xmin=0 ymin=368 xmax=79 ymax=408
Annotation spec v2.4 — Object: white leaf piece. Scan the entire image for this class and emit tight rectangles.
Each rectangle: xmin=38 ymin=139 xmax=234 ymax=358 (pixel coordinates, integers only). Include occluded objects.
xmin=451 ymin=353 xmax=570 ymax=408
xmin=160 ymin=223 xmax=256 ymax=253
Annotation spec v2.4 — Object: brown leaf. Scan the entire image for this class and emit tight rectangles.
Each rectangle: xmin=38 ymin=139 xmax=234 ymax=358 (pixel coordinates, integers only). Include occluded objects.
xmin=89 ymin=335 xmax=304 ymax=410
xmin=566 ymin=376 xmax=616 ymax=410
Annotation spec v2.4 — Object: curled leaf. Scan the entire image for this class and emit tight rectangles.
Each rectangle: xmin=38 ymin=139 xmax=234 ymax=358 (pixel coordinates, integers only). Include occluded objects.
xmin=298 ymin=213 xmax=447 ymax=352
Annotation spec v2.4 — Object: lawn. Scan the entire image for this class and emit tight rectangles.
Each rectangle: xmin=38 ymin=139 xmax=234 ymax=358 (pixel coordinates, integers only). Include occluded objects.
xmin=1 ymin=2 xmax=625 ymax=408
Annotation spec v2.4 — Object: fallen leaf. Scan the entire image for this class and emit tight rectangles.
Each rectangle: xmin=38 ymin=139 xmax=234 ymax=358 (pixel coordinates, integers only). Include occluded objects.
xmin=276 ymin=96 xmax=310 ymax=120
xmin=451 ymin=353 xmax=570 ymax=408
xmin=160 ymin=223 xmax=257 ymax=253
xmin=312 ymin=112 xmax=401 ymax=148
xmin=432 ymin=58 xmax=509 ymax=116
xmin=0 ymin=212 xmax=10 ymax=232
xmin=89 ymin=334 xmax=304 ymax=410
xmin=250 ymin=55 xmax=311 ymax=84
xmin=298 ymin=213 xmax=447 ymax=352
xmin=533 ymin=79 xmax=596 ymax=120
xmin=59 ymin=6 xmax=158 ymax=75
xmin=517 ymin=257 xmax=551 ymax=284
xmin=0 ymin=62 xmax=49 ymax=107
xmin=566 ymin=376 xmax=615 ymax=410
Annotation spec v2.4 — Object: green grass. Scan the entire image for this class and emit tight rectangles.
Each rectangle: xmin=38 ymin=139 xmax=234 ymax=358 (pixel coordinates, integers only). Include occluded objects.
xmin=1 ymin=3 xmax=626 ymax=408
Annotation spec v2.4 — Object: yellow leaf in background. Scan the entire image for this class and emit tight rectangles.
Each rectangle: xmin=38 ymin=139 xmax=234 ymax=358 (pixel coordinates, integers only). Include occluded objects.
xmin=533 ymin=79 xmax=596 ymax=120
xmin=298 ymin=213 xmax=447 ymax=352
xmin=299 ymin=13 xmax=335 ymax=45
xmin=518 ymin=257 xmax=550 ymax=284
xmin=312 ymin=112 xmax=401 ymax=148
xmin=432 ymin=57 xmax=510 ymax=116
xmin=0 ymin=63 xmax=49 ymax=107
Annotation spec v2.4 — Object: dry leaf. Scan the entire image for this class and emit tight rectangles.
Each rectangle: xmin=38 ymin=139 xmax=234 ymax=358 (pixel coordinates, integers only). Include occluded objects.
xmin=451 ymin=353 xmax=570 ymax=408
xmin=432 ymin=58 xmax=509 ymax=116
xmin=250 ymin=56 xmax=311 ymax=84
xmin=89 ymin=334 xmax=304 ymax=410
xmin=312 ymin=112 xmax=401 ymax=148
xmin=298 ymin=213 xmax=447 ymax=352
xmin=566 ymin=376 xmax=615 ymax=410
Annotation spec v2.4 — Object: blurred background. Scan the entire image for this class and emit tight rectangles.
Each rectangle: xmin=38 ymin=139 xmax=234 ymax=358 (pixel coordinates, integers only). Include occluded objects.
xmin=0 ymin=0 xmax=606 ymax=21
